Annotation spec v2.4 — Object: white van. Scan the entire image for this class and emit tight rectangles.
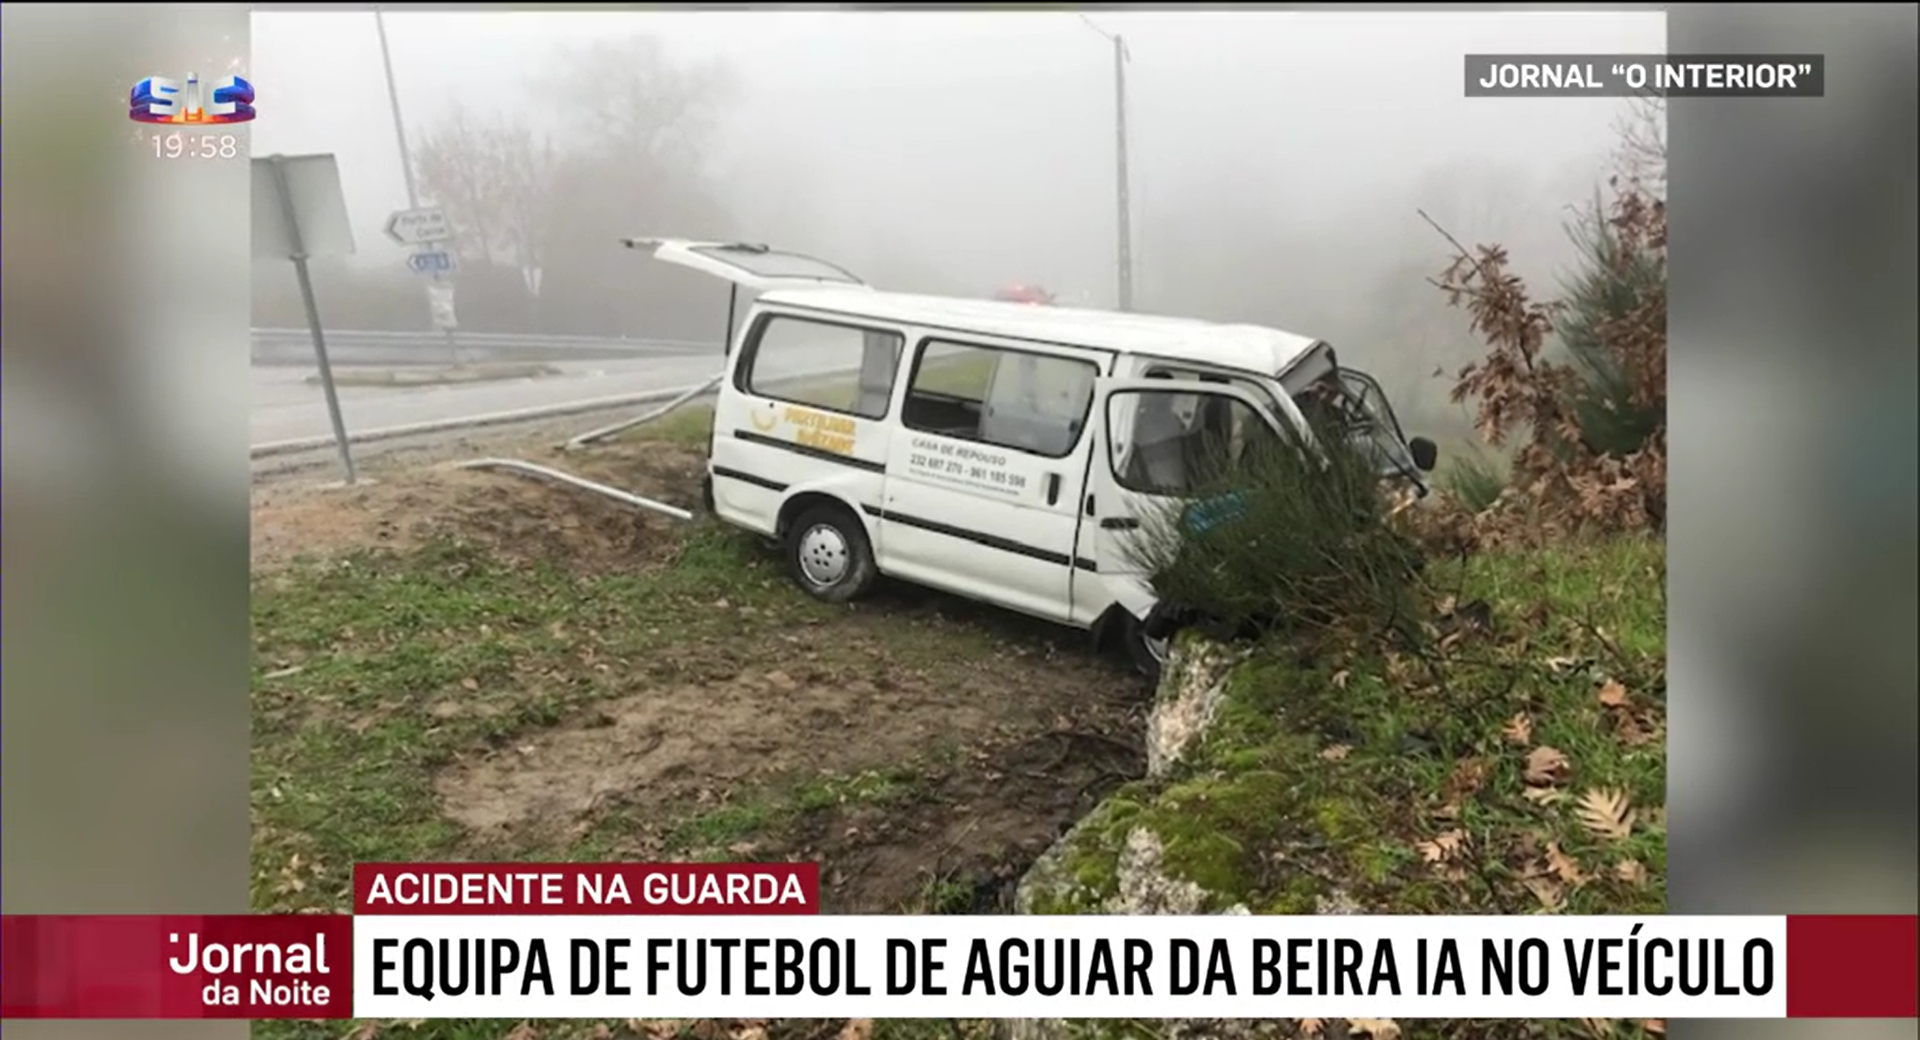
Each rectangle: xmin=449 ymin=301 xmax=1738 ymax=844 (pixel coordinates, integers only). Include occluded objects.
xmin=629 ymin=239 xmax=1438 ymax=678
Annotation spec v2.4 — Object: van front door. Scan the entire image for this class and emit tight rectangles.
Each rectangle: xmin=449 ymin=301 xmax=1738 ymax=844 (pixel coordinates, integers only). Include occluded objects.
xmin=1081 ymin=379 xmax=1288 ymax=618
xmin=881 ymin=337 xmax=1108 ymax=623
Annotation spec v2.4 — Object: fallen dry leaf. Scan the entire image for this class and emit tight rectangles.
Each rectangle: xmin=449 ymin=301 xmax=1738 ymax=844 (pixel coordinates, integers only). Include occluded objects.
xmin=1640 ymin=1020 xmax=1666 ymax=1035
xmin=837 ymin=1021 xmax=875 ymax=1040
xmin=1502 ymin=712 xmax=1534 ymax=745
xmin=1416 ymin=829 xmax=1468 ymax=864
xmin=1331 ymin=670 xmax=1351 ymax=690
xmin=340 ymin=1023 xmax=382 ymax=1040
xmin=1347 ymin=1018 xmax=1402 ymax=1040
xmin=1615 ymin=859 xmax=1650 ymax=886
xmin=502 ymin=1023 xmax=539 ymax=1040
xmin=1297 ymin=1020 xmax=1325 ymax=1038
xmin=1597 ymin=678 xmax=1630 ymax=708
xmin=1581 ymin=1018 xmax=1617 ymax=1038
xmin=1576 ymin=788 xmax=1636 ymax=841
xmin=1448 ymin=758 xmax=1491 ymax=797
xmin=460 ymin=677 xmax=479 ymax=691
xmin=1544 ymin=655 xmax=1588 ymax=676
xmin=1521 ymin=874 xmax=1565 ymax=911
xmin=737 ymin=1024 xmax=770 ymax=1040
xmin=1522 ymin=786 xmax=1567 ymax=806
xmin=1546 ymin=841 xmax=1588 ymax=886
xmin=1524 ymin=745 xmax=1572 ymax=786
xmin=1320 ymin=744 xmax=1352 ymax=762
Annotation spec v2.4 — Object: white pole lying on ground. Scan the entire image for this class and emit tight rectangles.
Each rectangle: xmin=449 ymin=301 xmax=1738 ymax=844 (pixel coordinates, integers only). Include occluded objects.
xmin=566 ymin=372 xmax=724 ymax=449
xmin=455 ymin=458 xmax=694 ymax=521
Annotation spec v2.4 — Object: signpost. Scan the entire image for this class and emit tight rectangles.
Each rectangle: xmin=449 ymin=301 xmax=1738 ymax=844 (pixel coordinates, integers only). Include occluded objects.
xmin=406 ymin=249 xmax=457 ymax=275
xmin=386 ymin=205 xmax=459 ymax=361
xmin=254 ymin=152 xmax=360 ymax=484
xmin=384 ymin=207 xmax=451 ymax=246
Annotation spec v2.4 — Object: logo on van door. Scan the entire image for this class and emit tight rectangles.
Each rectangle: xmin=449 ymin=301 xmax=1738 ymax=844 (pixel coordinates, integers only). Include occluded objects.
xmin=752 ymin=405 xmax=857 ymax=456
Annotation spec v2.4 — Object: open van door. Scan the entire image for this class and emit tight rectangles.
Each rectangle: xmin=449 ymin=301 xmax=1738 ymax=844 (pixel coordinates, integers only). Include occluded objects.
xmin=621 ymin=238 xmax=871 ymax=294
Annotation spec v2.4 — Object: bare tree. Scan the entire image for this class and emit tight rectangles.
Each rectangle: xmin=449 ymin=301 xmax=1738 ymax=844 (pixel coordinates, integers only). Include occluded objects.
xmin=413 ymin=103 xmax=500 ymax=263
xmin=1612 ymin=95 xmax=1667 ymax=198
xmin=406 ymin=36 xmax=737 ymax=336
xmin=414 ymin=105 xmax=555 ymax=272
xmin=543 ymin=35 xmax=738 ymax=173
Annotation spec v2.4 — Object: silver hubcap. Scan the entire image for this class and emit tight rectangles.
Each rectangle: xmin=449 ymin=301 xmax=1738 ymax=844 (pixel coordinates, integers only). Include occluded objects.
xmin=797 ymin=524 xmax=850 ymax=587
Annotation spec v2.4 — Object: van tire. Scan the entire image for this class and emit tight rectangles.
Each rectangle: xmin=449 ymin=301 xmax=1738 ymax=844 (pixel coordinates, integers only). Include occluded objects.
xmin=1121 ymin=611 xmax=1171 ymax=686
xmin=784 ymin=505 xmax=878 ymax=604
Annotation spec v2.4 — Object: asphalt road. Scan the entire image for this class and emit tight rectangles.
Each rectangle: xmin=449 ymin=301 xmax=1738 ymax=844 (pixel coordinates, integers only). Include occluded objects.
xmin=250 ymin=355 xmax=729 ymax=447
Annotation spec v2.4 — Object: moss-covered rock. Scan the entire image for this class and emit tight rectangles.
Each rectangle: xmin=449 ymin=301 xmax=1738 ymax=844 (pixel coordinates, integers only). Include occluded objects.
xmin=1144 ymin=634 xmax=1245 ymax=776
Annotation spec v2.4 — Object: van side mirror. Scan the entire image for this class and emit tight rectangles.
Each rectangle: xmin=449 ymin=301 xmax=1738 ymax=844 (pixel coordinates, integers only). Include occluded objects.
xmin=1408 ymin=436 xmax=1439 ymax=473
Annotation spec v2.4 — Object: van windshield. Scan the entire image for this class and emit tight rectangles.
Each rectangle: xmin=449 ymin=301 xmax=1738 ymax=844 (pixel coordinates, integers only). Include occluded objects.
xmin=1291 ymin=369 xmax=1418 ymax=477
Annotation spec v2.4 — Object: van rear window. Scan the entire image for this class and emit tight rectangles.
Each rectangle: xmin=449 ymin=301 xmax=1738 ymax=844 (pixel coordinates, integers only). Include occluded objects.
xmin=742 ymin=315 xmax=903 ymax=420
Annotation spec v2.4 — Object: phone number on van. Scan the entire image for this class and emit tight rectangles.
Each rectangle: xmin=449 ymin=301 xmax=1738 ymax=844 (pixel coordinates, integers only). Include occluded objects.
xmin=907 ymin=437 xmax=1026 ymax=495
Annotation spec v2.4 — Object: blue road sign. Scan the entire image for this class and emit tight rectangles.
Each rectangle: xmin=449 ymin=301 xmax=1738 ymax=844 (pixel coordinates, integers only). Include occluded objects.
xmin=407 ymin=250 xmax=457 ymax=275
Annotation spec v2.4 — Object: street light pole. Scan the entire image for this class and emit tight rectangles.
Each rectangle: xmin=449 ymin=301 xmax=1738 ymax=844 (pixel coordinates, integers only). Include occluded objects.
xmin=374 ymin=8 xmax=419 ymax=209
xmin=374 ymin=8 xmax=460 ymax=363
xmin=1082 ymin=16 xmax=1135 ymax=312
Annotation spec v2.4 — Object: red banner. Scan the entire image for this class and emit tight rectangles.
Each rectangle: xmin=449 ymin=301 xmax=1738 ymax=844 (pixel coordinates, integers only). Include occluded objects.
xmin=353 ymin=862 xmax=820 ymax=914
xmin=1787 ymin=914 xmax=1920 ymax=1018
xmin=1 ymin=914 xmax=353 ymax=1019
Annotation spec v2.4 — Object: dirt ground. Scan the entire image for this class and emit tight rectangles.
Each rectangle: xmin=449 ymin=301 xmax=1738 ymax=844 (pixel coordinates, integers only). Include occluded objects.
xmin=251 ymin=438 xmax=708 ymax=572
xmin=252 ymin=424 xmax=1146 ymax=914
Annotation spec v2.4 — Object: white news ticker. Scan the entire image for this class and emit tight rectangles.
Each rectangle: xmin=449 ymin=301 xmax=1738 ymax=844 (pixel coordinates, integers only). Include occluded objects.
xmin=352 ymin=914 xmax=1788 ymax=1020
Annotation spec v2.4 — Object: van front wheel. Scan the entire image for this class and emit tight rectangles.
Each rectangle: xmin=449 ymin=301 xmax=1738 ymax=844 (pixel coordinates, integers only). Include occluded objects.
xmin=1121 ymin=611 xmax=1172 ymax=685
xmin=785 ymin=506 xmax=879 ymax=604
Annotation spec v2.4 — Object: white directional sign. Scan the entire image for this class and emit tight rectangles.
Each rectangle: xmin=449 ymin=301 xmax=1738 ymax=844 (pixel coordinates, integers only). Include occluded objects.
xmin=385 ymin=207 xmax=452 ymax=246
xmin=407 ymin=249 xmax=458 ymax=275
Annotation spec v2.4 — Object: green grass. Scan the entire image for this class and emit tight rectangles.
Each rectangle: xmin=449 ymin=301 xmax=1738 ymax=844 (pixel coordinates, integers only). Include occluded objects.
xmin=251 ymin=530 xmax=780 ymax=911
xmin=1035 ymin=536 xmax=1667 ymax=930
xmin=663 ymin=766 xmax=924 ymax=859
xmin=1439 ymin=446 xmax=1511 ymax=512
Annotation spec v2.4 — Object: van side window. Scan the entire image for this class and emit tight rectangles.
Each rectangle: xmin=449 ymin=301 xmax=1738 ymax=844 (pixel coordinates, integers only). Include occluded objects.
xmin=903 ymin=341 xmax=1098 ymax=459
xmin=1107 ymin=388 xmax=1283 ymax=497
xmin=743 ymin=315 xmax=903 ymax=420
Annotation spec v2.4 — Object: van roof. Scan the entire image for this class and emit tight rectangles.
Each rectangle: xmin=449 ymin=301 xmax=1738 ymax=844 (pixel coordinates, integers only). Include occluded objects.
xmin=758 ymin=286 xmax=1325 ymax=378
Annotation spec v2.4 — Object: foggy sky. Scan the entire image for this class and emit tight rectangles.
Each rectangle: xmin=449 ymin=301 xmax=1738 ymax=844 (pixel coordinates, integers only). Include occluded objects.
xmin=253 ymin=10 xmax=1661 ymax=294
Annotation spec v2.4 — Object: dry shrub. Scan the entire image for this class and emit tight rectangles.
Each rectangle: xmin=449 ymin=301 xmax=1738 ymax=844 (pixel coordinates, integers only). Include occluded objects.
xmin=1403 ymin=172 xmax=1666 ymax=553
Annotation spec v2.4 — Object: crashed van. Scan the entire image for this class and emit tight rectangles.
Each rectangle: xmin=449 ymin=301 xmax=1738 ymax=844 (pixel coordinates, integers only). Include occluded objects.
xmin=628 ymin=239 xmax=1437 ymax=677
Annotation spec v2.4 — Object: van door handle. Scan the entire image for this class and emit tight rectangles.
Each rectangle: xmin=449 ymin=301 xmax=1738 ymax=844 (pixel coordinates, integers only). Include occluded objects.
xmin=1044 ymin=473 xmax=1062 ymax=506
xmin=1101 ymin=516 xmax=1140 ymax=531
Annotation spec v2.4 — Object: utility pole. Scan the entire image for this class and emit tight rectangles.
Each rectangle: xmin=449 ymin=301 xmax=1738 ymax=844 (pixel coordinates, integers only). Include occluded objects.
xmin=1112 ymin=32 xmax=1134 ymax=312
xmin=1082 ymin=16 xmax=1135 ymax=312
xmin=374 ymin=8 xmax=460 ymax=363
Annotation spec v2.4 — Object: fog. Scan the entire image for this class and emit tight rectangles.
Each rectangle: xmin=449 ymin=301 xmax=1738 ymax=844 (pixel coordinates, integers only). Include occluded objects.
xmin=250 ymin=9 xmax=1664 ymax=422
